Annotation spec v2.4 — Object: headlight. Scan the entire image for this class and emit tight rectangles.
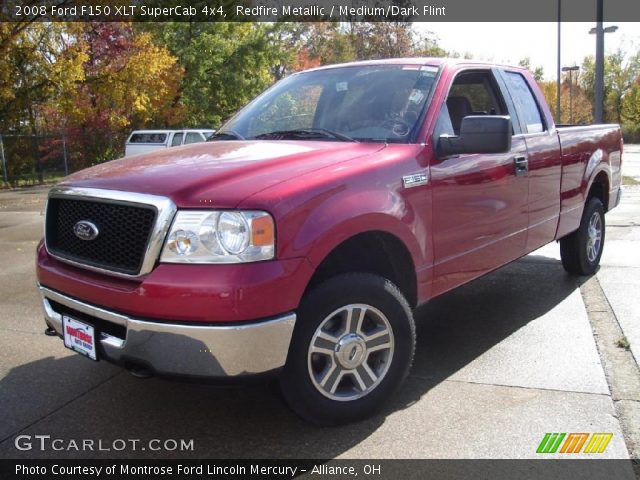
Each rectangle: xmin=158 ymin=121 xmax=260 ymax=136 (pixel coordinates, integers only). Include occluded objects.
xmin=160 ymin=210 xmax=275 ymax=263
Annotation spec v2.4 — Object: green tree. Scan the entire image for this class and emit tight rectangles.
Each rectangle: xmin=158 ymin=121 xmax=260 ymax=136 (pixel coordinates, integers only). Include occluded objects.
xmin=580 ymin=50 xmax=640 ymax=123
xmin=264 ymin=23 xmax=308 ymax=80
xmin=143 ymin=22 xmax=286 ymax=127
xmin=621 ymin=82 xmax=640 ymax=125
xmin=518 ymin=57 xmax=545 ymax=82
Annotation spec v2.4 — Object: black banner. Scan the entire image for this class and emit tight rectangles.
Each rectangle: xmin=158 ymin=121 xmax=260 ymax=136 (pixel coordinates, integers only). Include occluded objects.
xmin=2 ymin=0 xmax=640 ymax=22
xmin=2 ymin=459 xmax=640 ymax=480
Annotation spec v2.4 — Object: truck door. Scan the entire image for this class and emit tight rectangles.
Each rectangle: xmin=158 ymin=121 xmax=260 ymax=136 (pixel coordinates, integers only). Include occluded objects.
xmin=430 ymin=68 xmax=529 ymax=296
xmin=499 ymin=69 xmax=562 ymax=252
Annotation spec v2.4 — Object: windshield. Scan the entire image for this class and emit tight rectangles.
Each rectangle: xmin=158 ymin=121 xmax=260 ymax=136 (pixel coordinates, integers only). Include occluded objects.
xmin=219 ymin=64 xmax=439 ymax=143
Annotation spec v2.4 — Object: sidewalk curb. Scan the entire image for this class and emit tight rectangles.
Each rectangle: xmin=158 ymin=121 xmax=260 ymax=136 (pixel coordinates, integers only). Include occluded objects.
xmin=580 ymin=275 xmax=640 ymax=465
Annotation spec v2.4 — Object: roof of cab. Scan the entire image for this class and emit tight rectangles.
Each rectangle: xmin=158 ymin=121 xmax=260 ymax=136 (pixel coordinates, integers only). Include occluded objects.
xmin=128 ymin=129 xmax=214 ymax=134
xmin=128 ymin=130 xmax=176 ymax=135
xmin=299 ymin=57 xmax=527 ymax=74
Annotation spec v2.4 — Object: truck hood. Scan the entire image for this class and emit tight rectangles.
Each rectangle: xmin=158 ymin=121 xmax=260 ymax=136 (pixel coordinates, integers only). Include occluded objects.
xmin=60 ymin=140 xmax=386 ymax=207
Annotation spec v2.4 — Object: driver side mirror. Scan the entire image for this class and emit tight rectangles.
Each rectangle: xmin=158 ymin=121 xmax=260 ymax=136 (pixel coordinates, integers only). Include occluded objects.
xmin=437 ymin=115 xmax=512 ymax=157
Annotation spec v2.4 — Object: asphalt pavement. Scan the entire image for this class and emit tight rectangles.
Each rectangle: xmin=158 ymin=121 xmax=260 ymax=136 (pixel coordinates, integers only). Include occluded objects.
xmin=0 ymin=148 xmax=639 ymax=462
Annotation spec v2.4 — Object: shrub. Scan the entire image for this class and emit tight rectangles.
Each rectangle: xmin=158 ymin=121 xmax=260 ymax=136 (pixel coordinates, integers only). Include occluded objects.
xmin=622 ymin=124 xmax=640 ymax=144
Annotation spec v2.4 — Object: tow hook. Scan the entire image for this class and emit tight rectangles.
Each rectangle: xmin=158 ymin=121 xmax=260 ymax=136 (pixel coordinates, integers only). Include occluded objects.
xmin=44 ymin=326 xmax=57 ymax=337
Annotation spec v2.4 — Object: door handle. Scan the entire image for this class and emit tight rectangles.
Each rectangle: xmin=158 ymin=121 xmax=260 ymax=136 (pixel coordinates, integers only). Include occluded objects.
xmin=514 ymin=155 xmax=528 ymax=177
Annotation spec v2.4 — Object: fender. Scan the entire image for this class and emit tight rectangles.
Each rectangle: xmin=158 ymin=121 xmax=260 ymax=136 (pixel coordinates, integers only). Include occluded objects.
xmin=583 ymin=148 xmax=611 ymax=208
xmin=556 ymin=149 xmax=611 ymax=240
xmin=284 ymin=187 xmax=425 ymax=270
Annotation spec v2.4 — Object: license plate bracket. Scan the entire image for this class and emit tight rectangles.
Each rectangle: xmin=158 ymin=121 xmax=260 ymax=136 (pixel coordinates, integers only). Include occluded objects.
xmin=62 ymin=316 xmax=97 ymax=361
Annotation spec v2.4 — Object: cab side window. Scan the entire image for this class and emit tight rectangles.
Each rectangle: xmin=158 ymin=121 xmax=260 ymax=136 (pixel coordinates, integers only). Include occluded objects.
xmin=446 ymin=71 xmax=507 ymax=135
xmin=184 ymin=132 xmax=203 ymax=144
xmin=434 ymin=71 xmax=508 ymax=138
xmin=171 ymin=132 xmax=184 ymax=146
xmin=503 ymin=72 xmax=544 ymax=133
xmin=433 ymin=105 xmax=455 ymax=138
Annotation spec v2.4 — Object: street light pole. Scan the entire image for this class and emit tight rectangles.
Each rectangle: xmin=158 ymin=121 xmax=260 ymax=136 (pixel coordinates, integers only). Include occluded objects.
xmin=589 ymin=0 xmax=618 ymax=123
xmin=595 ymin=0 xmax=604 ymax=123
xmin=562 ymin=66 xmax=580 ymax=124
xmin=556 ymin=0 xmax=562 ymax=122
xmin=0 ymin=135 xmax=7 ymax=184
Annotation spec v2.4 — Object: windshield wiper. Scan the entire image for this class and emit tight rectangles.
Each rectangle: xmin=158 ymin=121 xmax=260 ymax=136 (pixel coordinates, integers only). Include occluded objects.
xmin=208 ymin=130 xmax=245 ymax=141
xmin=253 ymin=128 xmax=357 ymax=142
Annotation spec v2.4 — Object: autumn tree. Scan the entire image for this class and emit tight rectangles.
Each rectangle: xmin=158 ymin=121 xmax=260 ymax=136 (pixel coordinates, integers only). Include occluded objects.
xmin=348 ymin=22 xmax=417 ymax=59
xmin=298 ymin=23 xmax=356 ymax=66
xmin=288 ymin=22 xmax=446 ymax=68
xmin=0 ymin=23 xmax=86 ymax=134
xmin=42 ymin=23 xmax=184 ymax=164
xmin=1 ymin=20 xmax=452 ymax=176
xmin=539 ymin=78 xmax=593 ymax=125
xmin=0 ymin=22 xmax=87 ymax=183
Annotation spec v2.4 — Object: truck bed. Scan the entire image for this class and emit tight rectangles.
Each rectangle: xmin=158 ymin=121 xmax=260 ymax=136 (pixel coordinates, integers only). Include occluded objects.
xmin=555 ymin=123 xmax=623 ymax=239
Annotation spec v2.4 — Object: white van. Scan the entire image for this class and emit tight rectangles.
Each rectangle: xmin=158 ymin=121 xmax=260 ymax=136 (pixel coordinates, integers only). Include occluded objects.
xmin=124 ymin=129 xmax=215 ymax=157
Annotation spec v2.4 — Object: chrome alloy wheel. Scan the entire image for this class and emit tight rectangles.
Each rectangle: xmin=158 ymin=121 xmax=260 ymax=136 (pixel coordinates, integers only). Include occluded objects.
xmin=307 ymin=304 xmax=394 ymax=401
xmin=586 ymin=211 xmax=603 ymax=263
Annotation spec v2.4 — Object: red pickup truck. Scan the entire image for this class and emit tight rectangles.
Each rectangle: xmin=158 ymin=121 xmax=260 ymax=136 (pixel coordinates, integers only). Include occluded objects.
xmin=37 ymin=58 xmax=623 ymax=425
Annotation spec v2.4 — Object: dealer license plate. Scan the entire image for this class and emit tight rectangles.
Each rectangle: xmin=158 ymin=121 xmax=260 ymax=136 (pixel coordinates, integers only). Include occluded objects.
xmin=62 ymin=316 xmax=97 ymax=361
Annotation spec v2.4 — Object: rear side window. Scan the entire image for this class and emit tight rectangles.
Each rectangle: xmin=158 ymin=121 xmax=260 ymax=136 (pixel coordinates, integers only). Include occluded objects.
xmin=504 ymin=72 xmax=544 ymax=133
xmin=171 ymin=132 xmax=184 ymax=146
xmin=184 ymin=132 xmax=203 ymax=144
xmin=128 ymin=133 xmax=167 ymax=144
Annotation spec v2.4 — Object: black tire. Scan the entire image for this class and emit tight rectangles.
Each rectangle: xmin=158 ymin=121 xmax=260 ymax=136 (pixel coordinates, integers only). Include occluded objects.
xmin=280 ymin=273 xmax=415 ymax=426
xmin=560 ymin=197 xmax=605 ymax=275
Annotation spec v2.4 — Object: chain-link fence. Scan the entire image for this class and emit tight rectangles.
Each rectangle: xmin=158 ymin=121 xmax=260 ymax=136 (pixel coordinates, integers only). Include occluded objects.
xmin=0 ymin=133 xmax=69 ymax=188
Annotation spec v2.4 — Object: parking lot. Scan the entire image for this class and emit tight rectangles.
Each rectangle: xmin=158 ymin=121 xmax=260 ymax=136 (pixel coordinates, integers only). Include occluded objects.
xmin=1 ymin=148 xmax=639 ymax=462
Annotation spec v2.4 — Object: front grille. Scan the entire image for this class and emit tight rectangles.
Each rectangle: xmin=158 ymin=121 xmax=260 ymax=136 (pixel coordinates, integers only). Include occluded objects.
xmin=45 ymin=197 xmax=157 ymax=275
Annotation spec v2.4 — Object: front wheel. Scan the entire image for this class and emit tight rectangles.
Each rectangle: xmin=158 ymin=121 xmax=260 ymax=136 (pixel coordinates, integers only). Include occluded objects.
xmin=280 ymin=273 xmax=416 ymax=426
xmin=560 ymin=197 xmax=605 ymax=275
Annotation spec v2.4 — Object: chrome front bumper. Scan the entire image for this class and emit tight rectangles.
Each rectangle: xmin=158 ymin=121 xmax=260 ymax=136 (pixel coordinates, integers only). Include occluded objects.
xmin=39 ymin=285 xmax=296 ymax=379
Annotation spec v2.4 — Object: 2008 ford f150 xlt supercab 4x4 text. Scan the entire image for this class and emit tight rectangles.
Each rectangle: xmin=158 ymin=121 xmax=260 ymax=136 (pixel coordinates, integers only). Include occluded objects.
xmin=37 ymin=58 xmax=623 ymax=425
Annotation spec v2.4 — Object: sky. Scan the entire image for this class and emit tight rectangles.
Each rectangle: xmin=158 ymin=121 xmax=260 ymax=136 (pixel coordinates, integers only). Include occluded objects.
xmin=416 ymin=22 xmax=640 ymax=81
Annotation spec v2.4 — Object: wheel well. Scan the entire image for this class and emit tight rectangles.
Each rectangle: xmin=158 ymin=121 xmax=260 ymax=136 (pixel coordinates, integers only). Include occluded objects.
xmin=589 ymin=172 xmax=610 ymax=212
xmin=305 ymin=232 xmax=418 ymax=308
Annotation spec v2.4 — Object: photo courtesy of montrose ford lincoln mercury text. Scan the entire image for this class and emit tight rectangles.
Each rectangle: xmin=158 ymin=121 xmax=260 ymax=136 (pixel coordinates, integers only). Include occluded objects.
xmin=36 ymin=58 xmax=622 ymax=425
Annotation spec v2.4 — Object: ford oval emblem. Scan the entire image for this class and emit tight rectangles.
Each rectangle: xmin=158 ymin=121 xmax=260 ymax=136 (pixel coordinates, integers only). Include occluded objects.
xmin=73 ymin=220 xmax=99 ymax=241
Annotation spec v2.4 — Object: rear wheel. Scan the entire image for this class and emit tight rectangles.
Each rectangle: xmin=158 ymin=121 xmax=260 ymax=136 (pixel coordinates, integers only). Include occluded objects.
xmin=560 ymin=197 xmax=605 ymax=275
xmin=280 ymin=273 xmax=415 ymax=426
